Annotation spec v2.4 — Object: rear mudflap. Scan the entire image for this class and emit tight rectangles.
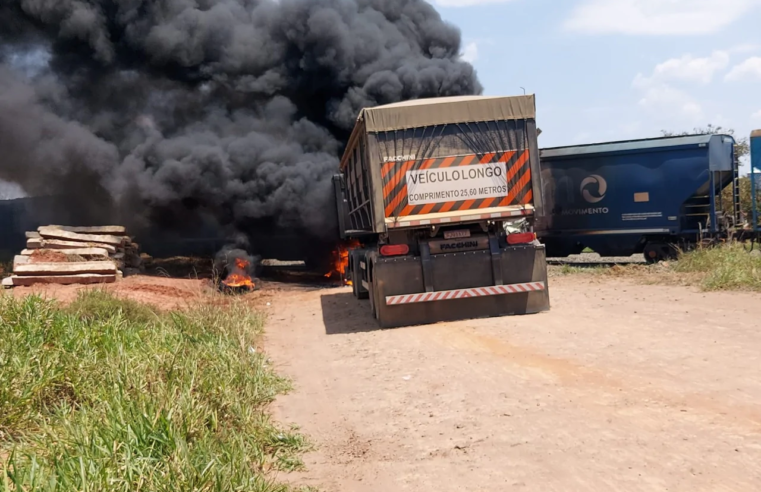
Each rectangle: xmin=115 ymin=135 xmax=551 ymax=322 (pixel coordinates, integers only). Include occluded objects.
xmin=371 ymin=245 xmax=550 ymax=328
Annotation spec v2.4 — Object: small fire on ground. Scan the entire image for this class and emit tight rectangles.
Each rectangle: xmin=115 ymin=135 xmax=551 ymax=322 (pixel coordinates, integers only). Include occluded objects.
xmin=325 ymin=239 xmax=361 ymax=285
xmin=222 ymin=257 xmax=256 ymax=291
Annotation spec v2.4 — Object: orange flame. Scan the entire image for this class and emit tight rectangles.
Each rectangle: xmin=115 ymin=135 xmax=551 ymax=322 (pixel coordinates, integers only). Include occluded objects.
xmin=325 ymin=239 xmax=361 ymax=285
xmin=222 ymin=258 xmax=256 ymax=290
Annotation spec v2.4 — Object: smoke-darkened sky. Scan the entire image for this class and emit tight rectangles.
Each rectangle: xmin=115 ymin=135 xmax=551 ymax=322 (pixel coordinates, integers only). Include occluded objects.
xmin=0 ymin=0 xmax=481 ymax=241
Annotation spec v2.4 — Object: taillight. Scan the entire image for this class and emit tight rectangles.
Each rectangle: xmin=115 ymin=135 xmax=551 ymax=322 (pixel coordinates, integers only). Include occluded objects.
xmin=507 ymin=232 xmax=536 ymax=245
xmin=380 ymin=244 xmax=410 ymax=256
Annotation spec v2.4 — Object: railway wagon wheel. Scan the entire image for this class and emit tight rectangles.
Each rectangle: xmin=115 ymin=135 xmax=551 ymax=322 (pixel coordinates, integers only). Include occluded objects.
xmin=643 ymin=242 xmax=678 ymax=264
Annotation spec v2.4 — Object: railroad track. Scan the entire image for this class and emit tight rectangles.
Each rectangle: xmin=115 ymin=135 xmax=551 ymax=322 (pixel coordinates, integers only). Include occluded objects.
xmin=546 ymin=253 xmax=646 ymax=267
xmin=261 ymin=255 xmax=648 ymax=273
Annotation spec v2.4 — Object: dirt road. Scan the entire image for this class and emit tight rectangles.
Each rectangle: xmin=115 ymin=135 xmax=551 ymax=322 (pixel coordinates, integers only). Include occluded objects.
xmin=265 ymin=276 xmax=761 ymax=491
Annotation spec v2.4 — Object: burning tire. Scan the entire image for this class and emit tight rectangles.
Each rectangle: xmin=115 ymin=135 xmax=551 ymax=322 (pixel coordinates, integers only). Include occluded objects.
xmin=215 ymin=248 xmax=259 ymax=293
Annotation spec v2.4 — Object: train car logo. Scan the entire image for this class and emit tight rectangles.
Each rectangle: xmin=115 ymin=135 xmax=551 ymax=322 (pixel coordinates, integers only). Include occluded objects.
xmin=580 ymin=175 xmax=607 ymax=204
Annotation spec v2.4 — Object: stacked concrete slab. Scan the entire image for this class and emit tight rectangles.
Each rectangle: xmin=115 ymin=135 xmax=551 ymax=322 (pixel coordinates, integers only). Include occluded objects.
xmin=2 ymin=225 xmax=144 ymax=288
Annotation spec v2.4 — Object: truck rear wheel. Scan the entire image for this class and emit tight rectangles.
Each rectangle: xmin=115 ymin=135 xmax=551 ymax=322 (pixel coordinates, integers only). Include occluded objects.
xmin=367 ymin=259 xmax=380 ymax=320
xmin=351 ymin=252 xmax=369 ymax=300
xmin=368 ymin=274 xmax=377 ymax=318
xmin=351 ymin=266 xmax=360 ymax=298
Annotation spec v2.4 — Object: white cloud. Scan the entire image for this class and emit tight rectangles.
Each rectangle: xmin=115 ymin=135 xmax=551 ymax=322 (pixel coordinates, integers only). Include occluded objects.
xmin=636 ymin=51 xmax=729 ymax=85
xmin=728 ymin=43 xmax=761 ymax=54
xmin=635 ymin=84 xmax=703 ymax=118
xmin=433 ymin=0 xmax=516 ymax=6
xmin=753 ymin=109 xmax=761 ymax=120
xmin=631 ymin=53 xmax=715 ymax=120
xmin=725 ymin=57 xmax=761 ymax=81
xmin=630 ymin=51 xmax=728 ymax=118
xmin=566 ymin=0 xmax=761 ymax=35
xmin=460 ymin=42 xmax=478 ymax=64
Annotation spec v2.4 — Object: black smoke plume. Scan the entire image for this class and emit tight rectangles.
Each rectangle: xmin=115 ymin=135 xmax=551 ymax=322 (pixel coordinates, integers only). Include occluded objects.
xmin=0 ymin=0 xmax=481 ymax=260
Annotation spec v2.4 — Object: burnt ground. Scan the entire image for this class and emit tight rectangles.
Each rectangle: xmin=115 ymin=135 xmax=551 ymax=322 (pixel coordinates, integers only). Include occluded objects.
xmin=5 ymin=256 xmax=341 ymax=309
xmin=5 ymin=263 xmax=761 ymax=491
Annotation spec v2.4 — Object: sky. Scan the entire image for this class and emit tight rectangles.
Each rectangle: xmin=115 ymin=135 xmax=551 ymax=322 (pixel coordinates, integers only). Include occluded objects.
xmin=438 ymin=0 xmax=761 ymax=168
xmin=1 ymin=0 xmax=759 ymax=200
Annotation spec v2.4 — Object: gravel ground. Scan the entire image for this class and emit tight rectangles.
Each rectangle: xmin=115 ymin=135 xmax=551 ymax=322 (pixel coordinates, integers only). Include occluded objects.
xmin=267 ymin=277 xmax=761 ymax=491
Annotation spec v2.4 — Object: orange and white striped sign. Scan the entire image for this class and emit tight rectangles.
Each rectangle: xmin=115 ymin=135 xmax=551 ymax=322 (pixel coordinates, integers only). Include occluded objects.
xmin=381 ymin=150 xmax=532 ymax=218
xmin=385 ymin=281 xmax=546 ymax=305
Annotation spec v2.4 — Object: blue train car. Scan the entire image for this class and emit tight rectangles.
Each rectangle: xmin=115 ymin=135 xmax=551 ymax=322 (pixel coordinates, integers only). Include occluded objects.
xmin=752 ymin=130 xmax=761 ymax=233
xmin=536 ymin=134 xmax=738 ymax=262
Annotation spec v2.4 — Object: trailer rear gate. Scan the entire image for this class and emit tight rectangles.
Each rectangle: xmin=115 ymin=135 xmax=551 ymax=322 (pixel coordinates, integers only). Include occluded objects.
xmin=340 ymin=95 xmax=544 ymax=233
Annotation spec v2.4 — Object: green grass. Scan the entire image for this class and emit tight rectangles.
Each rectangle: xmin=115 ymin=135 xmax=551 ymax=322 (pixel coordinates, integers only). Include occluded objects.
xmin=0 ymin=290 xmax=307 ymax=492
xmin=673 ymin=241 xmax=761 ymax=291
xmin=553 ymin=242 xmax=761 ymax=292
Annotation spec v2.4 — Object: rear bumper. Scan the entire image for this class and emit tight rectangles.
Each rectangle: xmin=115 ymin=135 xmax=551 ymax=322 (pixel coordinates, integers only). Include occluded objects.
xmin=371 ymin=244 xmax=550 ymax=327
xmin=386 ymin=281 xmax=546 ymax=305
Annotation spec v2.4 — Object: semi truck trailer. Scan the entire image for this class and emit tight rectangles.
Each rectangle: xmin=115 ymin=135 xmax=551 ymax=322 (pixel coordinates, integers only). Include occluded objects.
xmin=333 ymin=94 xmax=550 ymax=328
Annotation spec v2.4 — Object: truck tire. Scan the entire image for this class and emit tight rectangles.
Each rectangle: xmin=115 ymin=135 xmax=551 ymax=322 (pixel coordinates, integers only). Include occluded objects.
xmin=367 ymin=259 xmax=379 ymax=319
xmin=368 ymin=273 xmax=377 ymax=318
xmin=351 ymin=264 xmax=360 ymax=298
xmin=352 ymin=252 xmax=369 ymax=300
xmin=349 ymin=251 xmax=359 ymax=297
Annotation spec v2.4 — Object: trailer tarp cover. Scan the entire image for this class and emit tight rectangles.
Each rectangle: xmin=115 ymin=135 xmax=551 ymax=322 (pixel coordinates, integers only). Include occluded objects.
xmin=361 ymin=95 xmax=536 ymax=132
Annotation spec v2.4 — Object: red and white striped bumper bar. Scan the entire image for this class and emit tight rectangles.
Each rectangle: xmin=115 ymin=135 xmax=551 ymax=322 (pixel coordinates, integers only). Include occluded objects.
xmin=385 ymin=281 xmax=546 ymax=305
